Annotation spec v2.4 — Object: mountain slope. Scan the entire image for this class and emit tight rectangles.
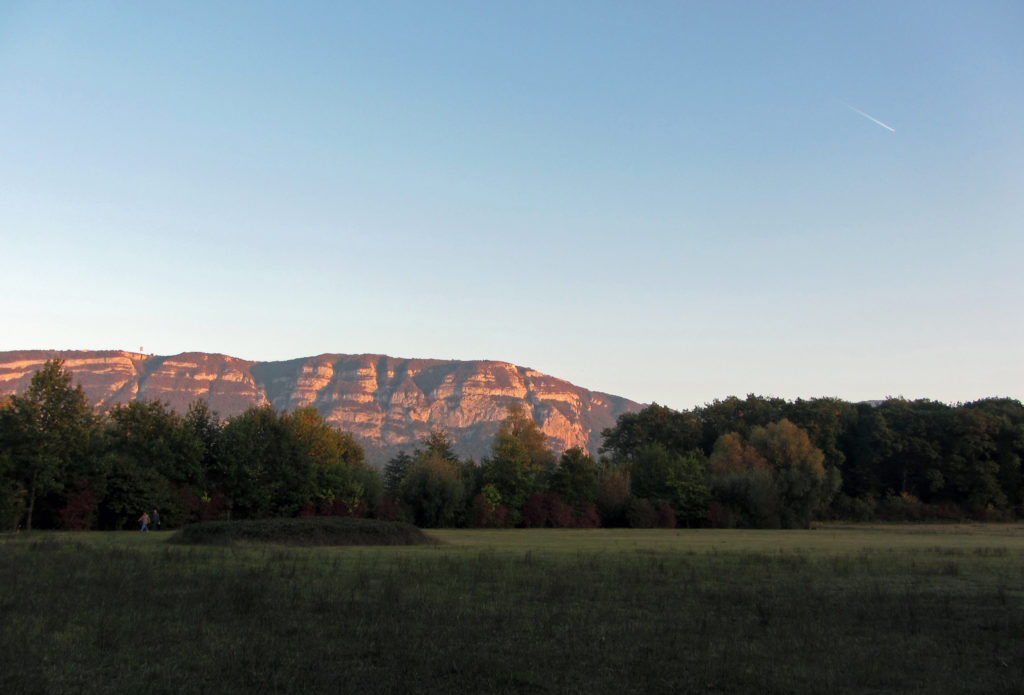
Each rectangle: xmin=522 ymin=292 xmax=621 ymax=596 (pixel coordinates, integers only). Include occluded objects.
xmin=0 ymin=350 xmax=642 ymax=463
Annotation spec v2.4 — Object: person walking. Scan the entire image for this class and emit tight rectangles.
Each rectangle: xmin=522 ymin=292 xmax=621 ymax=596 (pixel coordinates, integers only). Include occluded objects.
xmin=138 ymin=511 xmax=150 ymax=532
xmin=151 ymin=509 xmax=161 ymax=531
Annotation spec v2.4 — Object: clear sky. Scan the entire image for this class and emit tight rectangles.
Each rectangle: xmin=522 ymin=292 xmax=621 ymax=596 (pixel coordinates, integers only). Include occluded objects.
xmin=2 ymin=1 xmax=1021 ymax=410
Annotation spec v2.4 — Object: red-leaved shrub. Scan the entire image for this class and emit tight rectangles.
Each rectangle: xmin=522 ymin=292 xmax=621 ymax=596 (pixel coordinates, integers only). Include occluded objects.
xmin=573 ymin=504 xmax=600 ymax=528
xmin=523 ymin=492 xmax=575 ymax=528
xmin=377 ymin=496 xmax=409 ymax=523
xmin=655 ymin=500 xmax=677 ymax=528
xmin=59 ymin=479 xmax=96 ymax=530
xmin=471 ymin=493 xmax=508 ymax=528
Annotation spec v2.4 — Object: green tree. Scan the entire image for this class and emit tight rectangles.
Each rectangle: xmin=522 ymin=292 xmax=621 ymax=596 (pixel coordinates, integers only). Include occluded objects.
xmin=708 ymin=467 xmax=778 ymax=528
xmin=875 ymin=398 xmax=950 ymax=501
xmin=418 ymin=429 xmax=461 ymax=464
xmin=183 ymin=400 xmax=221 ymax=484
xmin=1 ymin=360 xmax=97 ymax=530
xmin=630 ymin=443 xmax=709 ymax=524
xmin=496 ymin=404 xmax=556 ymax=471
xmin=394 ymin=430 xmax=467 ymax=527
xmin=284 ymin=406 xmax=371 ymax=515
xmin=105 ymin=401 xmax=203 ymax=483
xmin=482 ymin=405 xmax=555 ymax=524
xmin=601 ymin=404 xmax=710 ymax=526
xmin=548 ymin=447 xmax=598 ymax=507
xmin=399 ymin=447 xmax=466 ymax=527
xmin=941 ymin=407 xmax=1006 ymax=512
xmin=214 ymin=405 xmax=296 ymax=519
xmin=98 ymin=400 xmax=203 ymax=528
xmin=960 ymin=399 xmax=1024 ymax=510
xmin=99 ymin=452 xmax=170 ymax=530
xmin=601 ymin=403 xmax=703 ymax=462
xmin=0 ymin=423 xmax=24 ymax=531
xmin=384 ymin=450 xmax=414 ymax=495
xmin=839 ymin=403 xmax=896 ymax=500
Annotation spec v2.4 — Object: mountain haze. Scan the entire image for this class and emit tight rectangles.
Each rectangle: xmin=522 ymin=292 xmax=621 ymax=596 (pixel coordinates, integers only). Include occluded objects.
xmin=0 ymin=350 xmax=642 ymax=463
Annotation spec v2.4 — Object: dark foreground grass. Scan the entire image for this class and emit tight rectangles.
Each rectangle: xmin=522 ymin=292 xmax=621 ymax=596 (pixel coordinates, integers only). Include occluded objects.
xmin=171 ymin=516 xmax=435 ymax=546
xmin=1 ymin=526 xmax=1022 ymax=694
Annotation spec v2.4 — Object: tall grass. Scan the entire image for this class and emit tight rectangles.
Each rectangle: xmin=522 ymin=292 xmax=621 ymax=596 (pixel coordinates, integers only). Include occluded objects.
xmin=1 ymin=525 xmax=1022 ymax=694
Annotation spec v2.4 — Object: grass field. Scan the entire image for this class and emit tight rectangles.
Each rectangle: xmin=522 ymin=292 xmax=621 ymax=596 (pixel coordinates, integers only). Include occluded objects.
xmin=2 ymin=524 xmax=1023 ymax=694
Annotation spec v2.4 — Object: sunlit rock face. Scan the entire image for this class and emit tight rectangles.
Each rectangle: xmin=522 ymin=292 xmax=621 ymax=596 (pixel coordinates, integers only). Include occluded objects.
xmin=0 ymin=350 xmax=267 ymax=416
xmin=0 ymin=350 xmax=642 ymax=464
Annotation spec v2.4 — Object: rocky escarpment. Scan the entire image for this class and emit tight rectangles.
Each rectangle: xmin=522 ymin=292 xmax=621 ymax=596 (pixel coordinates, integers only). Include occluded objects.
xmin=0 ymin=350 xmax=642 ymax=463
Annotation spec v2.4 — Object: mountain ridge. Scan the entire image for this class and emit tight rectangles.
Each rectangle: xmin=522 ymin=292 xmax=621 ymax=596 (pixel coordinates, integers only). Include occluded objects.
xmin=0 ymin=350 xmax=643 ymax=464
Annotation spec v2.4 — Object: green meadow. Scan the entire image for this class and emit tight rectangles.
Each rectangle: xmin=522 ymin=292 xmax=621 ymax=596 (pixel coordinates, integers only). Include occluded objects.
xmin=2 ymin=525 xmax=1023 ymax=694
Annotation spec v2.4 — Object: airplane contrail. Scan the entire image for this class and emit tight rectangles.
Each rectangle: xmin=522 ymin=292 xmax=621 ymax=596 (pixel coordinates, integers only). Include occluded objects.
xmin=841 ymin=101 xmax=896 ymax=132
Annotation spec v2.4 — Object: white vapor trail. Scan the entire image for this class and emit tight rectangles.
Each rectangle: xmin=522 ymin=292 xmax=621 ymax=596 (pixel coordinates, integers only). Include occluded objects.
xmin=841 ymin=101 xmax=896 ymax=132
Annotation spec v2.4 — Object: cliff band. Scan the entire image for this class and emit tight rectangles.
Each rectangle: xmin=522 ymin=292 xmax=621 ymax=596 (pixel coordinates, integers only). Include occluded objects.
xmin=0 ymin=350 xmax=642 ymax=463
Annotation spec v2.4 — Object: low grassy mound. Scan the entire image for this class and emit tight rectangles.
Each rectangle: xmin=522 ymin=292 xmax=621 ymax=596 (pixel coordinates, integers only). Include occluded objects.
xmin=171 ymin=516 xmax=437 ymax=546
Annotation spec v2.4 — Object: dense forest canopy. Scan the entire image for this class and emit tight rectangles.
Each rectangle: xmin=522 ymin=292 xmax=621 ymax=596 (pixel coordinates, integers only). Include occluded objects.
xmin=2 ymin=360 xmax=1021 ymax=530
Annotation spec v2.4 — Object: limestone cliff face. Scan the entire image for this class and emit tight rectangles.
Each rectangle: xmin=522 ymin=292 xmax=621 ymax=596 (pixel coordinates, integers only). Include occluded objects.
xmin=0 ymin=350 xmax=642 ymax=463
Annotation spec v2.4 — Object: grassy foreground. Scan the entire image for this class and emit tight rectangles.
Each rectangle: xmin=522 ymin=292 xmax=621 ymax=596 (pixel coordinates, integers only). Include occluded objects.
xmin=2 ymin=525 xmax=1023 ymax=694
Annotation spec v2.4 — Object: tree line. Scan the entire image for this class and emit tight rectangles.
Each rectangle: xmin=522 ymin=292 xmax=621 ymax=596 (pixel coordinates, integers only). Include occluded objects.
xmin=2 ymin=360 xmax=1022 ymax=530
xmin=0 ymin=360 xmax=375 ymax=530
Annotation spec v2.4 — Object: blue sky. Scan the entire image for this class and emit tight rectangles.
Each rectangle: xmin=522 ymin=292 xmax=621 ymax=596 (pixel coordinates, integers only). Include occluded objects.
xmin=2 ymin=1 xmax=1021 ymax=409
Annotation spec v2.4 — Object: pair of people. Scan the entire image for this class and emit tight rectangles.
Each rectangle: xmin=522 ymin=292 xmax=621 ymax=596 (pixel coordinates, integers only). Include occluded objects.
xmin=138 ymin=509 xmax=161 ymax=531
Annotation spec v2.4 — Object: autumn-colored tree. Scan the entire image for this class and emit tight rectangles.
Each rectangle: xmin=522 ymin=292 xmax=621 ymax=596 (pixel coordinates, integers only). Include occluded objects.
xmin=696 ymin=395 xmax=788 ymax=453
xmin=708 ymin=432 xmax=768 ymax=475
xmin=709 ymin=419 xmax=835 ymax=528
xmin=749 ymin=419 xmax=835 ymax=528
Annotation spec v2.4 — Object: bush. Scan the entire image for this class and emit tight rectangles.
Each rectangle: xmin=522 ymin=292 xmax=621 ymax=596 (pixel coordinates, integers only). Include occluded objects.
xmin=573 ymin=504 xmax=600 ymax=528
xmin=975 ymin=505 xmax=1013 ymax=522
xmin=707 ymin=501 xmax=736 ymax=529
xmin=376 ymin=496 xmax=410 ymax=523
xmin=596 ymin=467 xmax=631 ymax=527
xmin=626 ymin=498 xmax=659 ymax=528
xmin=655 ymin=500 xmax=677 ymax=528
xmin=523 ymin=492 xmax=574 ymax=528
xmin=399 ymin=455 xmax=466 ymax=528
xmin=469 ymin=493 xmax=507 ymax=528
xmin=58 ymin=480 xmax=97 ymax=530
xmin=174 ymin=487 xmax=229 ymax=526
xmin=830 ymin=493 xmax=878 ymax=522
xmin=171 ymin=516 xmax=437 ymax=546
xmin=710 ymin=469 xmax=781 ymax=528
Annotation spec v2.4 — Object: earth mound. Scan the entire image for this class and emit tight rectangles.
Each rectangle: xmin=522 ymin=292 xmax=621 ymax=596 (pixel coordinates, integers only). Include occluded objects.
xmin=171 ymin=517 xmax=437 ymax=546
